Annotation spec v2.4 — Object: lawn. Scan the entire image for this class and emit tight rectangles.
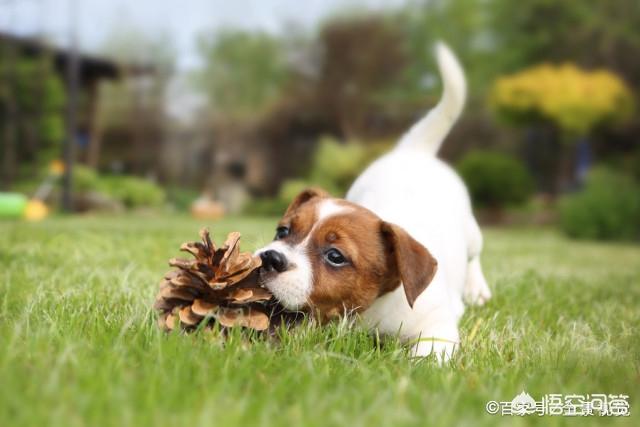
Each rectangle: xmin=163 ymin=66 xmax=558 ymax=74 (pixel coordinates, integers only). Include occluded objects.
xmin=1 ymin=215 xmax=638 ymax=427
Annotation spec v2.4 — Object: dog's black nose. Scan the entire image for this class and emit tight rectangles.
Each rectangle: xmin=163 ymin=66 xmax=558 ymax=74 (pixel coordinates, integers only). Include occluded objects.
xmin=260 ymin=250 xmax=288 ymax=273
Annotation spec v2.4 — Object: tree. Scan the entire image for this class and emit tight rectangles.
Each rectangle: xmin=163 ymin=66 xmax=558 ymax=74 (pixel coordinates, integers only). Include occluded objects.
xmin=98 ymin=28 xmax=176 ymax=174
xmin=490 ymin=63 xmax=633 ymax=192
xmin=196 ymin=30 xmax=289 ymax=118
xmin=0 ymin=50 xmax=66 ymax=188
xmin=315 ymin=14 xmax=407 ymax=138
xmin=491 ymin=64 xmax=633 ymax=135
xmin=487 ymin=0 xmax=640 ymax=91
xmin=399 ymin=0 xmax=491 ymax=98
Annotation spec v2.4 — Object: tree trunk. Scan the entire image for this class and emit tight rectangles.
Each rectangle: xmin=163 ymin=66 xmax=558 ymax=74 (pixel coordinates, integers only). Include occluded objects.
xmin=2 ymin=115 xmax=17 ymax=190
xmin=2 ymin=44 xmax=17 ymax=190
xmin=86 ymin=80 xmax=103 ymax=169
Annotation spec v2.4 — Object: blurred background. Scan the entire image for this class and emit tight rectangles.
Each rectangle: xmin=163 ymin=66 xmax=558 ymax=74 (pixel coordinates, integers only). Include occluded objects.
xmin=1 ymin=0 xmax=639 ymax=242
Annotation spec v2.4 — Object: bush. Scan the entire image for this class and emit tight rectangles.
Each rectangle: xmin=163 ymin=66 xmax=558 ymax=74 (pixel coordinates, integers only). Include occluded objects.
xmin=99 ymin=176 xmax=166 ymax=208
xmin=559 ymin=168 xmax=640 ymax=241
xmin=166 ymin=186 xmax=200 ymax=211
xmin=490 ymin=63 xmax=633 ymax=134
xmin=457 ymin=151 xmax=534 ymax=208
xmin=278 ymin=179 xmax=315 ymax=203
xmin=72 ymin=165 xmax=101 ymax=192
xmin=297 ymin=136 xmax=392 ymax=197
xmin=243 ymin=179 xmax=327 ymax=217
xmin=71 ymin=166 xmax=166 ymax=209
xmin=243 ymin=198 xmax=290 ymax=217
xmin=243 ymin=137 xmax=393 ymax=216
xmin=308 ymin=137 xmax=370 ymax=196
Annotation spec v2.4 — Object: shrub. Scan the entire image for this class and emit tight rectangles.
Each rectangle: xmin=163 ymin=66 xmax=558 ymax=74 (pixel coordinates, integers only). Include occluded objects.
xmin=166 ymin=186 xmax=200 ymax=211
xmin=457 ymin=151 xmax=534 ymax=208
xmin=73 ymin=165 xmax=101 ymax=193
xmin=308 ymin=137 xmax=369 ymax=196
xmin=559 ymin=168 xmax=640 ymax=241
xmin=243 ymin=198 xmax=290 ymax=217
xmin=69 ymin=166 xmax=166 ymax=209
xmin=99 ymin=176 xmax=166 ymax=208
xmin=243 ymin=137 xmax=394 ymax=216
xmin=299 ymin=136 xmax=392 ymax=197
xmin=279 ymin=179 xmax=315 ymax=203
xmin=490 ymin=63 xmax=633 ymax=135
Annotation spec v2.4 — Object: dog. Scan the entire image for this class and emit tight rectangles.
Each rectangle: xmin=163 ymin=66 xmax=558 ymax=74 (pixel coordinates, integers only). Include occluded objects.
xmin=256 ymin=43 xmax=491 ymax=360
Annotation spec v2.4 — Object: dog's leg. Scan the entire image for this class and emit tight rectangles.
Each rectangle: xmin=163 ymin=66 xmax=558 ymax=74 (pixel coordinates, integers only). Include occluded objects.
xmin=409 ymin=313 xmax=460 ymax=363
xmin=463 ymin=217 xmax=491 ymax=306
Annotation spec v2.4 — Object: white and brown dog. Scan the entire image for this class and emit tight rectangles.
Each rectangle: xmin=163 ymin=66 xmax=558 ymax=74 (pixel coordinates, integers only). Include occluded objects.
xmin=256 ymin=43 xmax=491 ymax=360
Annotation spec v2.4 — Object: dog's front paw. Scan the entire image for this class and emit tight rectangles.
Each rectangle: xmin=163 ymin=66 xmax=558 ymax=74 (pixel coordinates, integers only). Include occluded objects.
xmin=409 ymin=338 xmax=458 ymax=363
xmin=463 ymin=258 xmax=492 ymax=306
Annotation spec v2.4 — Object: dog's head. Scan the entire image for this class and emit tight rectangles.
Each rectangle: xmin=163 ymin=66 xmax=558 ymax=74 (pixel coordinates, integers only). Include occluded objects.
xmin=256 ymin=188 xmax=438 ymax=320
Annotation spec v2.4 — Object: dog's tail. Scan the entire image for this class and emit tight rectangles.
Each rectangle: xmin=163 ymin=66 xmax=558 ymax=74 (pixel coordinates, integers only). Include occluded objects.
xmin=396 ymin=42 xmax=466 ymax=156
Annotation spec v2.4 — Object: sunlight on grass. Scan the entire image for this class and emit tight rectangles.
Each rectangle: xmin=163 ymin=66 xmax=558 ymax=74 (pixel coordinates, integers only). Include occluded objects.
xmin=1 ymin=215 xmax=638 ymax=426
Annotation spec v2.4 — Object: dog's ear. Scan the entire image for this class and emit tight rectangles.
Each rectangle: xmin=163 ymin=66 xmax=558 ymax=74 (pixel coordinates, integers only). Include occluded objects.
xmin=380 ymin=221 xmax=438 ymax=308
xmin=284 ymin=187 xmax=330 ymax=216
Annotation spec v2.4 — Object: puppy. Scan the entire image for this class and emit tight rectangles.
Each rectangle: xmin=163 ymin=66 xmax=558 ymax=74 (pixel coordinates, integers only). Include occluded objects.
xmin=256 ymin=43 xmax=491 ymax=360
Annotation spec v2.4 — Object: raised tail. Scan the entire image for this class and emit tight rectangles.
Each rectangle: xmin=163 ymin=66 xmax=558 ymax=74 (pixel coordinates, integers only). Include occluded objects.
xmin=397 ymin=42 xmax=467 ymax=155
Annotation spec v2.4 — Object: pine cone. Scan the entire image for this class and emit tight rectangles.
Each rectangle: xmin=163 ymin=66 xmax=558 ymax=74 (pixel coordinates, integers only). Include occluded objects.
xmin=154 ymin=229 xmax=273 ymax=332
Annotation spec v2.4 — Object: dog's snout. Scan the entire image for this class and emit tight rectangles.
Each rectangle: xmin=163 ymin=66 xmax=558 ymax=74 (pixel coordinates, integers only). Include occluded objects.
xmin=260 ymin=250 xmax=288 ymax=273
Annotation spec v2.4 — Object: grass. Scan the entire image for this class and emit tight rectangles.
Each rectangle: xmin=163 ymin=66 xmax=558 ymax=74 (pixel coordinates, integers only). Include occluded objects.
xmin=1 ymin=215 xmax=638 ymax=427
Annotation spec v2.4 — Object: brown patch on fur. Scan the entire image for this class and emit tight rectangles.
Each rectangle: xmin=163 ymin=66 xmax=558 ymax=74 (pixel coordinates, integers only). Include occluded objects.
xmin=380 ymin=222 xmax=438 ymax=307
xmin=283 ymin=188 xmax=329 ymax=217
xmin=277 ymin=188 xmax=328 ymax=245
xmin=306 ymin=208 xmax=395 ymax=320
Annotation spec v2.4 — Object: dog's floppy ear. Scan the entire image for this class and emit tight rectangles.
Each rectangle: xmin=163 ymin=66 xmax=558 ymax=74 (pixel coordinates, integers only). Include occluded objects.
xmin=380 ymin=221 xmax=438 ymax=308
xmin=284 ymin=187 xmax=330 ymax=216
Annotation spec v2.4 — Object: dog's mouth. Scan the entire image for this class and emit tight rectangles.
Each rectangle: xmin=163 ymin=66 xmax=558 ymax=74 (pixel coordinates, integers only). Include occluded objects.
xmin=257 ymin=268 xmax=308 ymax=327
xmin=257 ymin=266 xmax=311 ymax=312
xmin=257 ymin=266 xmax=279 ymax=285
xmin=257 ymin=267 xmax=286 ymax=298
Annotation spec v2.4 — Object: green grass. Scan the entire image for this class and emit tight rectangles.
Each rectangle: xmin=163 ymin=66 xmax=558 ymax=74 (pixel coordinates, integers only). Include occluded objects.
xmin=1 ymin=215 xmax=638 ymax=427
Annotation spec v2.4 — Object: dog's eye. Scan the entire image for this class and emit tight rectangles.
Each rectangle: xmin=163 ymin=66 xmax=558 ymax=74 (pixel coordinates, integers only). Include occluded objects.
xmin=274 ymin=226 xmax=290 ymax=240
xmin=324 ymin=248 xmax=347 ymax=266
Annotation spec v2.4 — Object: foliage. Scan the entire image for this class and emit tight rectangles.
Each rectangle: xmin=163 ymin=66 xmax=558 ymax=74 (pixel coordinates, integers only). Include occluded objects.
xmin=243 ymin=197 xmax=290 ymax=217
xmin=315 ymin=15 xmax=407 ymax=137
xmin=398 ymin=0 xmax=491 ymax=98
xmin=166 ymin=186 xmax=201 ymax=212
xmin=286 ymin=137 xmax=391 ymax=198
xmin=307 ymin=137 xmax=370 ymax=196
xmin=73 ymin=165 xmax=102 ymax=193
xmin=559 ymin=168 xmax=640 ymax=241
xmin=0 ymin=53 xmax=66 ymax=165
xmin=487 ymin=0 xmax=640 ymax=89
xmin=73 ymin=165 xmax=166 ymax=209
xmin=99 ymin=176 xmax=166 ymax=208
xmin=196 ymin=30 xmax=289 ymax=118
xmin=243 ymin=137 xmax=390 ymax=216
xmin=99 ymin=28 xmax=174 ymax=175
xmin=490 ymin=63 xmax=633 ymax=135
xmin=457 ymin=151 xmax=534 ymax=208
xmin=279 ymin=179 xmax=314 ymax=204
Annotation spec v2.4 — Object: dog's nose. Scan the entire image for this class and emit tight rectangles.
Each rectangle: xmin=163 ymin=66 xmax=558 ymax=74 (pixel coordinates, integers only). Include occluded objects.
xmin=260 ymin=250 xmax=288 ymax=273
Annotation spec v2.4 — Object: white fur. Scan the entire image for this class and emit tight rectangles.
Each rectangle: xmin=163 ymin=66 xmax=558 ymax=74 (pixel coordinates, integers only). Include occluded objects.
xmin=256 ymin=240 xmax=313 ymax=309
xmin=256 ymin=200 xmax=350 ymax=309
xmin=317 ymin=199 xmax=351 ymax=221
xmin=347 ymin=43 xmax=491 ymax=360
